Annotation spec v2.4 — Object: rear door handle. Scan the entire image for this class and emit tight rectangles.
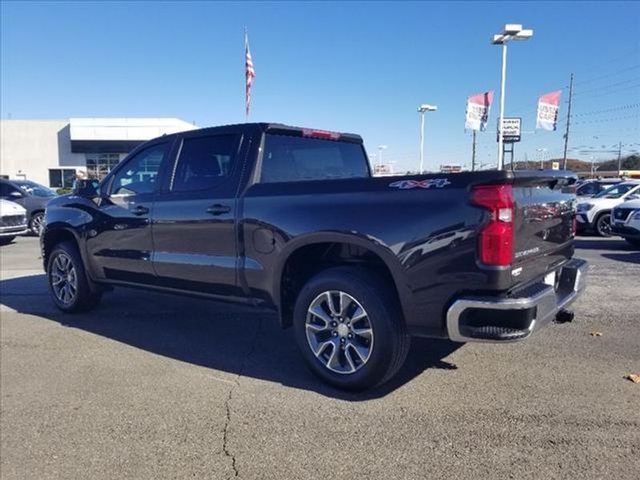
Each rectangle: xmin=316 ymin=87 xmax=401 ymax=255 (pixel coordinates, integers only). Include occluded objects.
xmin=206 ymin=204 xmax=231 ymax=215
xmin=131 ymin=205 xmax=150 ymax=216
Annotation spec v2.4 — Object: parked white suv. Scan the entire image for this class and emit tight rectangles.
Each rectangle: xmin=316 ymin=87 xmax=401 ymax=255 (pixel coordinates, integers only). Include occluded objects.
xmin=576 ymin=181 xmax=640 ymax=236
xmin=611 ymin=199 xmax=640 ymax=247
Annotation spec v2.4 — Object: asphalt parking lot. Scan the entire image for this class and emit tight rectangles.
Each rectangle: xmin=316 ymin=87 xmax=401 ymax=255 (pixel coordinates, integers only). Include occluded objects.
xmin=1 ymin=236 xmax=638 ymax=479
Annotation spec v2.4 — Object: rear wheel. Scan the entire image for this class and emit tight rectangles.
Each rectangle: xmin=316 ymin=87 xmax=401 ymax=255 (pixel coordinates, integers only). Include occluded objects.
xmin=293 ymin=266 xmax=410 ymax=391
xmin=47 ymin=241 xmax=102 ymax=312
xmin=29 ymin=212 xmax=44 ymax=236
xmin=595 ymin=213 xmax=612 ymax=237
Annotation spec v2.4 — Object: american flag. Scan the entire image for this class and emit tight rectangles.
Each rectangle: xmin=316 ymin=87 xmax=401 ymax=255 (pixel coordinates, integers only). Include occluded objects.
xmin=245 ymin=31 xmax=255 ymax=117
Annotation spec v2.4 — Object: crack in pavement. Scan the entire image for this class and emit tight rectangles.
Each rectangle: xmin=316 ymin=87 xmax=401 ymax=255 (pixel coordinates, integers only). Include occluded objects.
xmin=222 ymin=317 xmax=263 ymax=479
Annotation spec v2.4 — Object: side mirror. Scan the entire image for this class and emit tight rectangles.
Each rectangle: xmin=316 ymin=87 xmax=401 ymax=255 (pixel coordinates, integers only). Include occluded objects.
xmin=74 ymin=179 xmax=100 ymax=199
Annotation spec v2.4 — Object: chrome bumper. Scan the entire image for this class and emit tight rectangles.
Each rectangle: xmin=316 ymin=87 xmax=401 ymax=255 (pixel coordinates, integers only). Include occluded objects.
xmin=446 ymin=258 xmax=588 ymax=343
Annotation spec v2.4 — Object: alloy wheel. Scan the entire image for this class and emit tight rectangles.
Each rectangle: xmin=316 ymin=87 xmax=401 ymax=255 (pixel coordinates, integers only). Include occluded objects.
xmin=597 ymin=214 xmax=612 ymax=237
xmin=50 ymin=253 xmax=78 ymax=305
xmin=31 ymin=213 xmax=44 ymax=236
xmin=305 ymin=290 xmax=374 ymax=374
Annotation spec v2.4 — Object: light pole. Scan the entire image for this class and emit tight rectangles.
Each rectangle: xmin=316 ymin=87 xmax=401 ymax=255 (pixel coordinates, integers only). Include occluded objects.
xmin=377 ymin=145 xmax=387 ymax=166
xmin=492 ymin=24 xmax=533 ymax=170
xmin=418 ymin=104 xmax=437 ymax=174
xmin=377 ymin=145 xmax=387 ymax=172
xmin=536 ymin=148 xmax=547 ymax=169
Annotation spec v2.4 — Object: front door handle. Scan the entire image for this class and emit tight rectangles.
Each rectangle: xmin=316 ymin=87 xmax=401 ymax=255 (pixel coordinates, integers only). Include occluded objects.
xmin=206 ymin=204 xmax=231 ymax=215
xmin=131 ymin=205 xmax=150 ymax=216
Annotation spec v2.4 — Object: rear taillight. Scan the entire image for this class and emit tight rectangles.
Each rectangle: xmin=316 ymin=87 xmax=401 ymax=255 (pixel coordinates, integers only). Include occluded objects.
xmin=471 ymin=184 xmax=515 ymax=267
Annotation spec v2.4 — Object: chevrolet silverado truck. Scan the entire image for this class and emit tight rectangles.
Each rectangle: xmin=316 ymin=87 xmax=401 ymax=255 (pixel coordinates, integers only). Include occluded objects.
xmin=41 ymin=123 xmax=587 ymax=390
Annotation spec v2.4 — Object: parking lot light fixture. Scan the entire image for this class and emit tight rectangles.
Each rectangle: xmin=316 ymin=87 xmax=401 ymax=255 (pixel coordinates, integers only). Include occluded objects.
xmin=418 ymin=104 xmax=438 ymax=174
xmin=377 ymin=145 xmax=388 ymax=168
xmin=492 ymin=24 xmax=534 ymax=170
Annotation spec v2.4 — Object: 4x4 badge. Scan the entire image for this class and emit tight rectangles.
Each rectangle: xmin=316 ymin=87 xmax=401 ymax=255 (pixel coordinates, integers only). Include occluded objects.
xmin=389 ymin=178 xmax=451 ymax=189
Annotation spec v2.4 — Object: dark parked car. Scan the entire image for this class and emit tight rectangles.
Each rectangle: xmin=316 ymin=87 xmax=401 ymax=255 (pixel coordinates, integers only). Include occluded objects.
xmin=0 ymin=179 xmax=57 ymax=235
xmin=41 ymin=123 xmax=587 ymax=390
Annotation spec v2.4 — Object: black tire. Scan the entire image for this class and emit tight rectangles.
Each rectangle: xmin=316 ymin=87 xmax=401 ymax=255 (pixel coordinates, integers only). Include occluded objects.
xmin=47 ymin=241 xmax=102 ymax=313
xmin=293 ymin=266 xmax=410 ymax=391
xmin=625 ymin=238 xmax=640 ymax=248
xmin=595 ymin=212 xmax=612 ymax=237
xmin=0 ymin=236 xmax=15 ymax=246
xmin=29 ymin=211 xmax=44 ymax=236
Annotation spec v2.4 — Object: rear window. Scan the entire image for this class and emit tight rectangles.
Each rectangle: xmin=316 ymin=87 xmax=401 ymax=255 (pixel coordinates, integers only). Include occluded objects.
xmin=261 ymin=134 xmax=369 ymax=183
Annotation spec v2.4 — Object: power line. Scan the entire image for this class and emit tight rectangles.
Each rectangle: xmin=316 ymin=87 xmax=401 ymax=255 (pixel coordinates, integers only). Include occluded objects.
xmin=571 ymin=112 xmax=640 ymax=125
xmin=573 ymin=64 xmax=640 ymax=86
xmin=584 ymin=82 xmax=640 ymax=99
xmin=573 ymin=77 xmax=640 ymax=96
xmin=572 ymin=102 xmax=640 ymax=117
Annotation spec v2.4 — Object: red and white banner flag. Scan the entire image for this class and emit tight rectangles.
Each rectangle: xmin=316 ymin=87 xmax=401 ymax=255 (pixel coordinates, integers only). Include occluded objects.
xmin=245 ymin=31 xmax=256 ymax=117
xmin=536 ymin=91 xmax=561 ymax=131
xmin=465 ymin=91 xmax=494 ymax=131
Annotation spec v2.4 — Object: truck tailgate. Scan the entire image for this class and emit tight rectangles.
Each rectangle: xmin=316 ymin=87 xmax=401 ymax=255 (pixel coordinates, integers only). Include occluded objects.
xmin=511 ymin=172 xmax=576 ymax=288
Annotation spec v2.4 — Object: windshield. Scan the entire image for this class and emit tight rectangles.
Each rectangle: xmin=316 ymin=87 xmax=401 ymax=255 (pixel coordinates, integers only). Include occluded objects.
xmin=594 ymin=183 xmax=639 ymax=199
xmin=14 ymin=181 xmax=57 ymax=198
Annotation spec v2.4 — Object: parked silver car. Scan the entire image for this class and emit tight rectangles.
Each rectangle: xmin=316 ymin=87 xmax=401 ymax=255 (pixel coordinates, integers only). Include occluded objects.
xmin=0 ymin=199 xmax=28 ymax=245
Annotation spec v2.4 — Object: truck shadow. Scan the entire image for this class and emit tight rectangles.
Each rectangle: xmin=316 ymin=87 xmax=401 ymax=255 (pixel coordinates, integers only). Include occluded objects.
xmin=0 ymin=274 xmax=460 ymax=400
xmin=601 ymin=252 xmax=640 ymax=264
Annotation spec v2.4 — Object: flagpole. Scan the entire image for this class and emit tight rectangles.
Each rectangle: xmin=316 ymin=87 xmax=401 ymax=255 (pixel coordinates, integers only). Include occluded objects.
xmin=244 ymin=27 xmax=248 ymax=122
xmin=471 ymin=130 xmax=477 ymax=171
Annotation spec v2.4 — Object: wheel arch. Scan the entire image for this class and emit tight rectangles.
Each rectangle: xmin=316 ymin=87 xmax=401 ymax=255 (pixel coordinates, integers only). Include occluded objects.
xmin=42 ymin=227 xmax=82 ymax=270
xmin=273 ymin=232 xmax=411 ymax=329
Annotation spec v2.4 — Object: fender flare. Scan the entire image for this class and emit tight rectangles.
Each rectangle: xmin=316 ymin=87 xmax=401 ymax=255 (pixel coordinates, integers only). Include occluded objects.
xmin=272 ymin=231 xmax=412 ymax=325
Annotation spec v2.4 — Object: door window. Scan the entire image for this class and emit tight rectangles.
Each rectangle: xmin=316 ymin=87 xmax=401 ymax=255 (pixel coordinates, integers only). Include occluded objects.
xmin=0 ymin=182 xmax=22 ymax=198
xmin=171 ymin=135 xmax=239 ymax=192
xmin=110 ymin=144 xmax=167 ymax=196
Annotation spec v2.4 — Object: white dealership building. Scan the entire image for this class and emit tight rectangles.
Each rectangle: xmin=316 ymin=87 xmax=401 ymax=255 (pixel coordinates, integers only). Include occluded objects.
xmin=0 ymin=118 xmax=197 ymax=188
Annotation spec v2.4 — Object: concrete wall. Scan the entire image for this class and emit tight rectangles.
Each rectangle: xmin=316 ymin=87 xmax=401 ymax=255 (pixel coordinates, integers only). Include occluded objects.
xmin=0 ymin=119 xmax=86 ymax=186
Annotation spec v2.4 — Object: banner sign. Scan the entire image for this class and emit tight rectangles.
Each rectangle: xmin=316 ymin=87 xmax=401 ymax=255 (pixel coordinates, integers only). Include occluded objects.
xmin=465 ymin=91 xmax=494 ymax=131
xmin=536 ymin=91 xmax=562 ymax=131
xmin=497 ymin=117 xmax=522 ymax=143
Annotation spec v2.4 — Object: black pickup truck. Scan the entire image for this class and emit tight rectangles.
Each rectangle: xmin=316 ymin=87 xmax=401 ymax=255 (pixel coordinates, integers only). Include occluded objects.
xmin=41 ymin=123 xmax=587 ymax=390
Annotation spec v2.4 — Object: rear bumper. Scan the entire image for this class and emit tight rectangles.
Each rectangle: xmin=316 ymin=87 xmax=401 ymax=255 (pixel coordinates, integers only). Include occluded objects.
xmin=446 ymin=258 xmax=588 ymax=343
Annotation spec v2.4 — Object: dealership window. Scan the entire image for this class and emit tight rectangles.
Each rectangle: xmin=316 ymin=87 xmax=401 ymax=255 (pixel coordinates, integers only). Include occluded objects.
xmin=49 ymin=169 xmax=77 ymax=189
xmin=86 ymin=153 xmax=122 ymax=180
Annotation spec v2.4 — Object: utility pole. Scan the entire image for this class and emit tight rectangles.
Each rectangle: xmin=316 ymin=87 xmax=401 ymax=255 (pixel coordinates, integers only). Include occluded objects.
xmin=471 ymin=130 xmax=477 ymax=171
xmin=562 ymin=73 xmax=574 ymax=170
xmin=617 ymin=141 xmax=623 ymax=173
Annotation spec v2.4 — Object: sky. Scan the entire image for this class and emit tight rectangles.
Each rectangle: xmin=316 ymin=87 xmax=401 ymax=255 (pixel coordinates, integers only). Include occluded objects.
xmin=1 ymin=1 xmax=639 ymax=173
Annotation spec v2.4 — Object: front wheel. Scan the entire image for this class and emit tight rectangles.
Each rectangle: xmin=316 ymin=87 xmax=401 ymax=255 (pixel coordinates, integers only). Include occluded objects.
xmin=47 ymin=241 xmax=102 ymax=312
xmin=293 ymin=267 xmax=410 ymax=391
xmin=595 ymin=213 xmax=612 ymax=237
